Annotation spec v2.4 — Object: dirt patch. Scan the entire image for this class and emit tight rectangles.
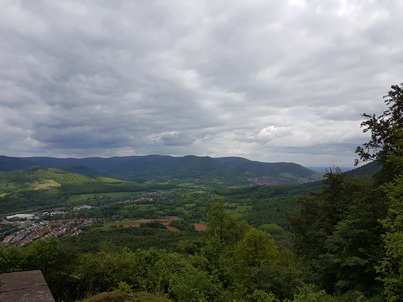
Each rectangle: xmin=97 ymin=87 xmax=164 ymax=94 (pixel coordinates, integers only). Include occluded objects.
xmin=165 ymin=226 xmax=180 ymax=232
xmin=123 ymin=217 xmax=181 ymax=232
xmin=193 ymin=223 xmax=208 ymax=232
xmin=123 ymin=224 xmax=141 ymax=228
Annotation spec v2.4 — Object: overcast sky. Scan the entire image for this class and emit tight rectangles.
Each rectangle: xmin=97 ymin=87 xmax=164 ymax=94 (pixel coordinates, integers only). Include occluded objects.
xmin=1 ymin=0 xmax=402 ymax=168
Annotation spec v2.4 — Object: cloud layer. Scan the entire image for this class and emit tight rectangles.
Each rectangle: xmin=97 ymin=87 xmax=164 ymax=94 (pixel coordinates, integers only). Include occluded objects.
xmin=1 ymin=0 xmax=402 ymax=167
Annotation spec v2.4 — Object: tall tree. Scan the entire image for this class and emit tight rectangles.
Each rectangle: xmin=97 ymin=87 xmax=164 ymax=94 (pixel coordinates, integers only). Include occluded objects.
xmin=377 ymin=132 xmax=403 ymax=302
xmin=205 ymin=201 xmax=250 ymax=246
xmin=355 ymin=83 xmax=403 ymax=300
xmin=290 ymin=169 xmax=386 ymax=296
xmin=290 ymin=170 xmax=363 ymax=261
xmin=355 ymin=83 xmax=403 ymax=182
xmin=324 ymin=186 xmax=386 ymax=295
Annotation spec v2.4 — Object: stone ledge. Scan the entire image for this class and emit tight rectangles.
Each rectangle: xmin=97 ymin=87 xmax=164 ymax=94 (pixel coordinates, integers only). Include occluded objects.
xmin=0 ymin=270 xmax=55 ymax=302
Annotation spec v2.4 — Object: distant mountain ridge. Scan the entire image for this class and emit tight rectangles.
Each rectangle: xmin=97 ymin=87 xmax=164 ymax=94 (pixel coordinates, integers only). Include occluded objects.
xmin=0 ymin=155 xmax=321 ymax=185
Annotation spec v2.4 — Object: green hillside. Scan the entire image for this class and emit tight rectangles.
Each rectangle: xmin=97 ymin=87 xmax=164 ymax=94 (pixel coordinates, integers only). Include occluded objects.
xmin=0 ymin=168 xmax=118 ymax=195
xmin=0 ymin=168 xmax=167 ymax=215
xmin=0 ymin=155 xmax=322 ymax=186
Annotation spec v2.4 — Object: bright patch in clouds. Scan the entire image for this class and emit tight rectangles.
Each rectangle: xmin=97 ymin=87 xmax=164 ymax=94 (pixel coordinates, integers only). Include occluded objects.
xmin=257 ymin=126 xmax=293 ymax=141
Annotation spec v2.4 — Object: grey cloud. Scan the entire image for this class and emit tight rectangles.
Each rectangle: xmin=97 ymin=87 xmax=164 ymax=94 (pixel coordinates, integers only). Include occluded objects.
xmin=32 ymin=124 xmax=132 ymax=149
xmin=148 ymin=131 xmax=195 ymax=147
xmin=0 ymin=0 xmax=401 ymax=167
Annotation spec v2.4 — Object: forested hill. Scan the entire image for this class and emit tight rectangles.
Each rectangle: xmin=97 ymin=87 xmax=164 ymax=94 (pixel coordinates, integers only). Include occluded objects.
xmin=343 ymin=161 xmax=381 ymax=178
xmin=0 ymin=155 xmax=321 ymax=185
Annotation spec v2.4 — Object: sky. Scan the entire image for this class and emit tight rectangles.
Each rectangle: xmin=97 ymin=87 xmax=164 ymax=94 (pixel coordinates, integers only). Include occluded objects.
xmin=0 ymin=0 xmax=402 ymax=168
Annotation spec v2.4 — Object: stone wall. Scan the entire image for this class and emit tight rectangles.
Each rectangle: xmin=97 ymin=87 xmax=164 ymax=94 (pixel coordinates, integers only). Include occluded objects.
xmin=0 ymin=270 xmax=55 ymax=302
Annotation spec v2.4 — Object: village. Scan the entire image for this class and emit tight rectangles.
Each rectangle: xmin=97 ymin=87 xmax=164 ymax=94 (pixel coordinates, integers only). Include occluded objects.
xmin=1 ymin=218 xmax=102 ymax=247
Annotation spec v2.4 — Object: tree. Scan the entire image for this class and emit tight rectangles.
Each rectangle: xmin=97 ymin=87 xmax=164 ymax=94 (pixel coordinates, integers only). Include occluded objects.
xmin=377 ymin=132 xmax=403 ymax=302
xmin=290 ymin=170 xmax=386 ymax=297
xmin=353 ymin=83 xmax=403 ymax=300
xmin=0 ymin=245 xmax=25 ymax=273
xmin=355 ymin=83 xmax=403 ymax=181
xmin=230 ymin=228 xmax=307 ymax=301
xmin=290 ymin=170 xmax=363 ymax=261
xmin=78 ymin=248 xmax=162 ymax=295
xmin=324 ymin=187 xmax=386 ymax=295
xmin=205 ymin=201 xmax=250 ymax=246
xmin=0 ymin=239 xmax=76 ymax=298
xmin=233 ymin=229 xmax=278 ymax=278
xmin=154 ymin=252 xmax=221 ymax=301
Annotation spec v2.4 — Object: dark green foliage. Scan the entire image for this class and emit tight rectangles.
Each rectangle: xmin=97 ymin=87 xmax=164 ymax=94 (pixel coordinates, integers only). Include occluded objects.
xmin=229 ymin=228 xmax=305 ymax=300
xmin=81 ymin=291 xmax=173 ymax=302
xmin=343 ymin=161 xmax=381 ymax=180
xmin=354 ymin=84 xmax=403 ymax=301
xmin=75 ymin=247 xmax=223 ymax=301
xmin=0 ymin=189 xmax=67 ymax=214
xmin=290 ymin=169 xmax=387 ymax=297
xmin=60 ymin=182 xmax=161 ymax=195
xmin=355 ymin=83 xmax=403 ymax=183
xmin=60 ymin=227 xmax=203 ymax=253
xmin=258 ymin=223 xmax=293 ymax=249
xmin=0 ymin=238 xmax=79 ymax=301
xmin=78 ymin=248 xmax=159 ymax=295
xmin=143 ymin=221 xmax=166 ymax=229
xmin=290 ymin=170 xmax=359 ymax=259
xmin=200 ymin=203 xmax=309 ymax=301
xmin=323 ymin=187 xmax=386 ymax=295
xmin=377 ymin=132 xmax=403 ymax=302
xmin=291 ymin=285 xmax=376 ymax=302
xmin=214 ymin=182 xmax=322 ymax=229
xmin=169 ymin=219 xmax=195 ymax=232
xmin=155 ymin=252 xmax=222 ymax=302
xmin=205 ymin=201 xmax=251 ymax=245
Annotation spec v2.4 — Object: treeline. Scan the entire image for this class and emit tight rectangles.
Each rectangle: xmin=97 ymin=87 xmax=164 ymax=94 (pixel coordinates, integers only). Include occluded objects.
xmin=60 ymin=182 xmax=171 ymax=195
xmin=0 ymin=189 xmax=68 ymax=214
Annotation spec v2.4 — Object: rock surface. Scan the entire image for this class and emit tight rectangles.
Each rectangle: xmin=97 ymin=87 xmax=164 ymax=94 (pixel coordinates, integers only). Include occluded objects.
xmin=0 ymin=270 xmax=54 ymax=302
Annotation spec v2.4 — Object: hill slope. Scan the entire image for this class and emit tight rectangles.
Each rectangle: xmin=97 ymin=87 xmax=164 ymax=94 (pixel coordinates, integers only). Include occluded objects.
xmin=0 ymin=155 xmax=321 ymax=185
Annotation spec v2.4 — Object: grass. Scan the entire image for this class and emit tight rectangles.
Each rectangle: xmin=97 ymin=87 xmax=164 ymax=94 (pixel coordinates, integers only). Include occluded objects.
xmin=34 ymin=180 xmax=61 ymax=190
xmin=41 ymin=187 xmax=61 ymax=195
xmin=97 ymin=177 xmax=126 ymax=183
xmin=67 ymin=192 xmax=140 ymax=205
xmin=226 ymin=204 xmax=251 ymax=218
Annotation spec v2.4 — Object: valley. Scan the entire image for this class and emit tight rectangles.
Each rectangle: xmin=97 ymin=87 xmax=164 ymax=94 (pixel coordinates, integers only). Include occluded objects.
xmin=0 ymin=155 xmax=326 ymax=248
xmin=0 ymin=155 xmax=385 ymax=302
